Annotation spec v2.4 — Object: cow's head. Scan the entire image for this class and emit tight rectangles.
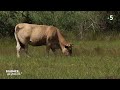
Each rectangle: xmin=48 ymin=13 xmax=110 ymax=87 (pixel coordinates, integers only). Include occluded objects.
xmin=62 ymin=43 xmax=73 ymax=56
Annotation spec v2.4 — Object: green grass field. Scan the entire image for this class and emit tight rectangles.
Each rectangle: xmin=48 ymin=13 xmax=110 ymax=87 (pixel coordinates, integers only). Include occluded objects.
xmin=1 ymin=38 xmax=120 ymax=79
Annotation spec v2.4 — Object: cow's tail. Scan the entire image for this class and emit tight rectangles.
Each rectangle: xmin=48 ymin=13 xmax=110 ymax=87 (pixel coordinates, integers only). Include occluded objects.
xmin=15 ymin=24 xmax=25 ymax=48
xmin=14 ymin=24 xmax=26 ymax=50
xmin=14 ymin=25 xmax=20 ymax=43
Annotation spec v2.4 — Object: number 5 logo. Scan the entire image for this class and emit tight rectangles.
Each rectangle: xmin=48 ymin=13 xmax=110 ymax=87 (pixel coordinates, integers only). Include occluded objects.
xmin=109 ymin=15 xmax=113 ymax=20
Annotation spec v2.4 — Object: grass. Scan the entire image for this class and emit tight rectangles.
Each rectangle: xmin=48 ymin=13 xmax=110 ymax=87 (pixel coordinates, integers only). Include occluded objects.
xmin=1 ymin=38 xmax=120 ymax=79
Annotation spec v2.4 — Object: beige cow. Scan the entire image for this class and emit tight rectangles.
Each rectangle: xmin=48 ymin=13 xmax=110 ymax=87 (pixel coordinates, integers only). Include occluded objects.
xmin=14 ymin=23 xmax=73 ymax=58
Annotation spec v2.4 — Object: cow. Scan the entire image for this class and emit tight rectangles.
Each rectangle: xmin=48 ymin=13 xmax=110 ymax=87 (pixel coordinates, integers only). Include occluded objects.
xmin=14 ymin=23 xmax=73 ymax=58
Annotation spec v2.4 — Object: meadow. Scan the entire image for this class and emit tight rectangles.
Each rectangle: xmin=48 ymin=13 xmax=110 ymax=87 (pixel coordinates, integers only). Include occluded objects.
xmin=0 ymin=11 xmax=120 ymax=79
xmin=0 ymin=37 xmax=120 ymax=79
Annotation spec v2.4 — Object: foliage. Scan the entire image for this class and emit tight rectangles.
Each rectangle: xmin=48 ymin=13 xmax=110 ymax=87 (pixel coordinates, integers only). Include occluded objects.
xmin=0 ymin=11 xmax=119 ymax=40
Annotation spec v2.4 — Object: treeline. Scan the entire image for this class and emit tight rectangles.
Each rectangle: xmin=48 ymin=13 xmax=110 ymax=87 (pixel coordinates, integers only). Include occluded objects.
xmin=0 ymin=11 xmax=119 ymax=40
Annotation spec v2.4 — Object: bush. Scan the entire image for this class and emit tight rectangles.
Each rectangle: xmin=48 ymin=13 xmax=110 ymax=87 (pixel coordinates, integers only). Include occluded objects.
xmin=0 ymin=11 xmax=119 ymax=40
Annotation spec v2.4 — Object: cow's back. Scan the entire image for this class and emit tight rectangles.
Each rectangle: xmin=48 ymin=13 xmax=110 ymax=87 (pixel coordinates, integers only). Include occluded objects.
xmin=30 ymin=24 xmax=59 ymax=46
xmin=16 ymin=23 xmax=59 ymax=46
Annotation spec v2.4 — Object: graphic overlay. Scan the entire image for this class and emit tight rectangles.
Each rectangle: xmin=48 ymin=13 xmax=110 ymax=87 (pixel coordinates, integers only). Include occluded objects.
xmin=108 ymin=15 xmax=114 ymax=20
xmin=6 ymin=70 xmax=22 ymax=76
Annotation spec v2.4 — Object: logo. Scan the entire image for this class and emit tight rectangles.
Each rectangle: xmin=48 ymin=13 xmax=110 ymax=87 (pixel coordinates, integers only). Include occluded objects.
xmin=107 ymin=15 xmax=113 ymax=20
xmin=6 ymin=70 xmax=22 ymax=76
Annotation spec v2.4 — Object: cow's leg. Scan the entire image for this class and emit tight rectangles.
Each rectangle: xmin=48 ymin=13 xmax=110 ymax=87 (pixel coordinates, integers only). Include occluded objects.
xmin=46 ymin=38 xmax=51 ymax=56
xmin=24 ymin=45 xmax=30 ymax=58
xmin=51 ymin=48 xmax=57 ymax=56
xmin=15 ymin=32 xmax=21 ymax=58
xmin=17 ymin=41 xmax=30 ymax=58
xmin=46 ymin=45 xmax=51 ymax=56
xmin=16 ymin=42 xmax=21 ymax=58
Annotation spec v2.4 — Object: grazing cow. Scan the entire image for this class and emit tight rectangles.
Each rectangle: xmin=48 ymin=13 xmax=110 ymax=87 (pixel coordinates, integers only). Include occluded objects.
xmin=14 ymin=23 xmax=73 ymax=58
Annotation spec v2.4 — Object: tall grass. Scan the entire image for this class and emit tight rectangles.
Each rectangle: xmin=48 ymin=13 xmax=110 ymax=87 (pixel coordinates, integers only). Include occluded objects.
xmin=1 ymin=36 xmax=120 ymax=79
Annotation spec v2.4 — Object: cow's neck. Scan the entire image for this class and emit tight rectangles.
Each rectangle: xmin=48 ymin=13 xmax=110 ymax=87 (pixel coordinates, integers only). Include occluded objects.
xmin=57 ymin=29 xmax=68 ymax=51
